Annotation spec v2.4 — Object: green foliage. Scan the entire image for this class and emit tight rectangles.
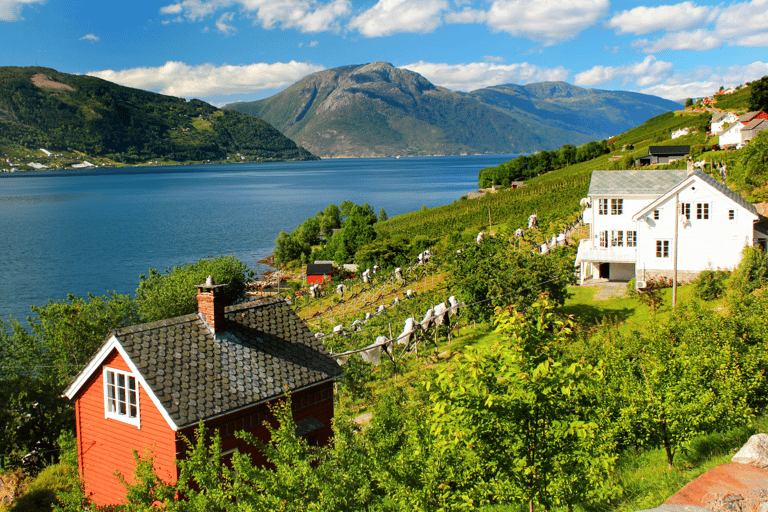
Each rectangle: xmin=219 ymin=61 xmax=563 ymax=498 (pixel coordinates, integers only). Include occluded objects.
xmin=0 ymin=67 xmax=316 ymax=163
xmin=428 ymin=298 xmax=616 ymax=510
xmin=749 ymin=75 xmax=768 ymax=112
xmin=684 ymin=98 xmax=693 ymax=108
xmin=599 ymin=302 xmax=761 ymax=468
xmin=728 ymin=245 xmax=768 ymax=297
xmin=8 ymin=464 xmax=78 ymax=512
xmin=731 ymin=130 xmax=768 ymax=198
xmin=693 ymin=269 xmax=731 ymax=300
xmin=447 ymin=235 xmax=576 ymax=321
xmin=135 ymin=255 xmax=255 ymax=322
xmin=636 ymin=277 xmax=672 ymax=312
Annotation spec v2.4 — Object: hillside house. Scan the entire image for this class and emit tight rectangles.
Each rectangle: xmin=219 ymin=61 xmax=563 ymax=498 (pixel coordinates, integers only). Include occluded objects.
xmin=742 ymin=119 xmax=768 ymax=144
xmin=635 ymin=146 xmax=690 ymax=167
xmin=306 ymin=262 xmax=335 ymax=285
xmin=576 ymin=167 xmax=768 ymax=285
xmin=719 ymin=111 xmax=768 ymax=146
xmin=711 ymin=112 xmax=739 ymax=135
xmin=63 ymin=278 xmax=343 ymax=507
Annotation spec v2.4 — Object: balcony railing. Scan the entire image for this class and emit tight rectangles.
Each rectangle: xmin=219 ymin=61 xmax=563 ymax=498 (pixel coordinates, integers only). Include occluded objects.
xmin=575 ymin=239 xmax=637 ymax=263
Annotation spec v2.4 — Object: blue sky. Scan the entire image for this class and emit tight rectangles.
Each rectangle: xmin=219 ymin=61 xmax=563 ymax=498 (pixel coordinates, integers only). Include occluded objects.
xmin=2 ymin=0 xmax=768 ymax=106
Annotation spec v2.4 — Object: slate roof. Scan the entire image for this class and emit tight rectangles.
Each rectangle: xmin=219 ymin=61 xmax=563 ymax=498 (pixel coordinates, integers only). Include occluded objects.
xmin=647 ymin=145 xmax=691 ymax=156
xmin=739 ymin=112 xmax=763 ymax=123
xmin=744 ymin=119 xmax=768 ymax=131
xmin=111 ymin=296 xmax=342 ymax=428
xmin=711 ymin=112 xmax=727 ymax=122
xmin=306 ymin=263 xmax=334 ymax=275
xmin=589 ymin=169 xmax=688 ymax=196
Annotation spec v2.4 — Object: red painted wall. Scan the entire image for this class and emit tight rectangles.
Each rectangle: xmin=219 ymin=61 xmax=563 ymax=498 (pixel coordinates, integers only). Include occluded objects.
xmin=306 ymin=274 xmax=329 ymax=285
xmin=74 ymin=349 xmax=178 ymax=507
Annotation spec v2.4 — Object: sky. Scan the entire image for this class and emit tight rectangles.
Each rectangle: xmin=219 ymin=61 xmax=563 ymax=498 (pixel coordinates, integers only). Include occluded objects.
xmin=2 ymin=0 xmax=768 ymax=106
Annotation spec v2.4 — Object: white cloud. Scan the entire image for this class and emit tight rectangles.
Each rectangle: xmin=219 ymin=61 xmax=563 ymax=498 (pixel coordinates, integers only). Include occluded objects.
xmin=0 ymin=0 xmax=44 ymax=22
xmin=215 ymin=12 xmax=237 ymax=34
xmin=716 ymin=0 xmax=768 ymax=47
xmin=349 ymin=0 xmax=448 ymax=37
xmin=444 ymin=7 xmax=486 ymax=24
xmin=632 ymin=29 xmax=721 ymax=53
xmin=639 ymin=61 xmax=768 ymax=99
xmin=401 ymin=61 xmax=569 ymax=91
xmin=482 ymin=0 xmax=609 ymax=45
xmin=79 ymin=33 xmax=99 ymax=42
xmin=483 ymin=55 xmax=505 ymax=63
xmin=574 ymin=56 xmax=674 ymax=87
xmin=607 ymin=2 xmax=714 ymax=35
xmin=161 ymin=0 xmax=351 ymax=33
xmin=309 ymin=40 xmax=319 ymax=47
xmin=87 ymin=61 xmax=326 ymax=98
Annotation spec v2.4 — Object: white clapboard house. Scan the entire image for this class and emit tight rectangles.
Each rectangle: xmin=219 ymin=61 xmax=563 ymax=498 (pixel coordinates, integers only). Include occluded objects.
xmin=576 ymin=167 xmax=768 ymax=286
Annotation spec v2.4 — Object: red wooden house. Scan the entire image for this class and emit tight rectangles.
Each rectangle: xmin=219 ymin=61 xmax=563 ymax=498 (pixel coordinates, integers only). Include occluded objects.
xmin=306 ymin=263 xmax=335 ymax=285
xmin=63 ymin=277 xmax=343 ymax=507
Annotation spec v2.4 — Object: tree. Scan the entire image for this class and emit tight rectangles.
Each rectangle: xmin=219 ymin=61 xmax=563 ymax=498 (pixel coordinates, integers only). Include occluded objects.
xmin=378 ymin=208 xmax=388 ymax=222
xmin=135 ymin=255 xmax=255 ymax=323
xmin=428 ymin=298 xmax=616 ymax=510
xmin=685 ymin=98 xmax=693 ymax=108
xmin=602 ymin=302 xmax=761 ymax=468
xmin=447 ymin=235 xmax=576 ymax=321
xmin=735 ymin=130 xmax=768 ymax=199
xmin=750 ymin=76 xmax=768 ymax=112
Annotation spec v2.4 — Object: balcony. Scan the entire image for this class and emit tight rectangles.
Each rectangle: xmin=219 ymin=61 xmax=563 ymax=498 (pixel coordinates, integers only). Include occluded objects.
xmin=575 ymin=239 xmax=637 ymax=264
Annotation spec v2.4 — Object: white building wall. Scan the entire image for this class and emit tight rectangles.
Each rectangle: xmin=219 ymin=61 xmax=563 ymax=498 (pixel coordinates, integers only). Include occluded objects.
xmin=711 ymin=113 xmax=739 ymax=135
xmin=635 ymin=178 xmax=755 ymax=281
xmin=719 ymin=123 xmax=744 ymax=145
xmin=589 ymin=196 xmax=656 ymax=249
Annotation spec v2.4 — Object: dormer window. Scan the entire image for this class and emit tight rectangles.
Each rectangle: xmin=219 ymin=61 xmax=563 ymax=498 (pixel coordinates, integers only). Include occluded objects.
xmin=104 ymin=367 xmax=140 ymax=427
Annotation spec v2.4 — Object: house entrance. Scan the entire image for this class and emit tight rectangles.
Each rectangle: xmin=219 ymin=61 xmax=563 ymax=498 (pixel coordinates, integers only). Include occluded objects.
xmin=599 ymin=263 xmax=610 ymax=279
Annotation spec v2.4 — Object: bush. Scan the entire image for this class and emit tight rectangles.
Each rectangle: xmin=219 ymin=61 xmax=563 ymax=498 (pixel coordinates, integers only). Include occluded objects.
xmin=626 ymin=277 xmax=637 ymax=297
xmin=8 ymin=464 xmax=77 ymax=512
xmin=693 ymin=269 xmax=730 ymax=300
xmin=637 ymin=277 xmax=673 ymax=312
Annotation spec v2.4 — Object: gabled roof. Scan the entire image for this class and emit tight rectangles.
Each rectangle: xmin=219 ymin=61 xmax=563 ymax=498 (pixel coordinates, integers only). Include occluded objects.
xmin=647 ymin=145 xmax=690 ymax=156
xmin=64 ymin=296 xmax=342 ymax=430
xmin=306 ymin=263 xmax=334 ymax=275
xmin=744 ymin=119 xmax=768 ymax=131
xmin=588 ymin=169 xmax=687 ymax=196
xmin=739 ymin=111 xmax=764 ymax=123
xmin=633 ymin=170 xmax=758 ymax=220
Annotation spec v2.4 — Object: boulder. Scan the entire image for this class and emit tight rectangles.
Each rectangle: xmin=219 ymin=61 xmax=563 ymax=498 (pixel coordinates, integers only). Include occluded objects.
xmin=733 ymin=434 xmax=768 ymax=469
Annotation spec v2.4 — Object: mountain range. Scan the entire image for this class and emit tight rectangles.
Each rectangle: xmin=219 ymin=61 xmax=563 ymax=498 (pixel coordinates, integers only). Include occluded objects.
xmin=0 ymin=66 xmax=316 ymax=164
xmin=225 ymin=62 xmax=682 ymax=158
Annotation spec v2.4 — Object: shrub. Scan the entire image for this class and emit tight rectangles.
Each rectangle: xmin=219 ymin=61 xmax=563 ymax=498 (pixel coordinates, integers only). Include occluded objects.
xmin=637 ymin=277 xmax=673 ymax=312
xmin=626 ymin=277 xmax=637 ymax=297
xmin=694 ymin=269 xmax=730 ymax=300
xmin=8 ymin=464 xmax=77 ymax=512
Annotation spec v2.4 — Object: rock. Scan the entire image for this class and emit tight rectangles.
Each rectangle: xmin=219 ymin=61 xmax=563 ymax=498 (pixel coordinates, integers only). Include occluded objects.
xmin=733 ymin=434 xmax=768 ymax=469
xmin=666 ymin=463 xmax=768 ymax=512
xmin=639 ymin=505 xmax=712 ymax=512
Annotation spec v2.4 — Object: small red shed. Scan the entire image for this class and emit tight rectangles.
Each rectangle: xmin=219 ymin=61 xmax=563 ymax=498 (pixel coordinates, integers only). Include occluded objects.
xmin=306 ymin=263 xmax=335 ymax=285
xmin=63 ymin=277 xmax=343 ymax=507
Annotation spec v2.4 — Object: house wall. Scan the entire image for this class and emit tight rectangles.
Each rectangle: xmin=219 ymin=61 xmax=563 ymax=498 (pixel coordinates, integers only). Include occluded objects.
xmin=587 ymin=195 xmax=654 ymax=247
xmin=712 ymin=114 xmax=739 ymax=135
xmin=75 ymin=349 xmax=178 ymax=507
xmin=635 ymin=179 xmax=755 ymax=282
xmin=307 ymin=274 xmax=327 ymax=285
xmin=177 ymin=381 xmax=336 ymax=468
xmin=720 ymin=123 xmax=744 ymax=146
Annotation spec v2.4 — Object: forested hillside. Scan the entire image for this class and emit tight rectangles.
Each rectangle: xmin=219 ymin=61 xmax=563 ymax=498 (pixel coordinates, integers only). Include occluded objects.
xmin=0 ymin=67 xmax=316 ymax=165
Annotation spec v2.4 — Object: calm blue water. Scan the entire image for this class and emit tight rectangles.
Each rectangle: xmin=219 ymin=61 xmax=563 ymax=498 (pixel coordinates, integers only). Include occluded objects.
xmin=0 ymin=155 xmax=514 ymax=322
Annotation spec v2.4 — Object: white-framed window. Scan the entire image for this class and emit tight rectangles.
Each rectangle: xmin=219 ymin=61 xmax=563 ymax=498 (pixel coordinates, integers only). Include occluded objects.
xmin=653 ymin=209 xmax=661 ymax=221
xmin=680 ymin=203 xmax=691 ymax=220
xmin=696 ymin=203 xmax=710 ymax=220
xmin=598 ymin=199 xmax=608 ymax=215
xmin=627 ymin=231 xmax=637 ymax=247
xmin=728 ymin=209 xmax=735 ymax=221
xmin=611 ymin=199 xmax=623 ymax=215
xmin=599 ymin=230 xmax=608 ymax=248
xmin=104 ymin=367 xmax=140 ymax=427
xmin=611 ymin=230 xmax=624 ymax=247
xmin=656 ymin=240 xmax=670 ymax=258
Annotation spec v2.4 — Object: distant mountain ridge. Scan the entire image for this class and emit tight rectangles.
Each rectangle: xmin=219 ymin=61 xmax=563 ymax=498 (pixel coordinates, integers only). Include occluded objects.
xmin=0 ymin=66 xmax=316 ymax=164
xmin=225 ymin=62 xmax=681 ymax=158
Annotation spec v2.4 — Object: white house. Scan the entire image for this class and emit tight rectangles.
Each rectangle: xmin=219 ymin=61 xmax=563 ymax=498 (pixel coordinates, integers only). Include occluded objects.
xmin=576 ymin=168 xmax=768 ymax=285
xmin=719 ymin=122 xmax=745 ymax=146
xmin=710 ymin=112 xmax=739 ymax=135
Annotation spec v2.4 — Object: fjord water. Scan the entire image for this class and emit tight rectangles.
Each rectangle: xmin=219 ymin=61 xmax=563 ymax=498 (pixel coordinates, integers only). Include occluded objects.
xmin=0 ymin=155 xmax=514 ymax=321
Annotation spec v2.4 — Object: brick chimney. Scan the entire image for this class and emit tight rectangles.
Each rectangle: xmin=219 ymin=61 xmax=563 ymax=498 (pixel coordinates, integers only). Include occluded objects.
xmin=195 ymin=275 xmax=228 ymax=336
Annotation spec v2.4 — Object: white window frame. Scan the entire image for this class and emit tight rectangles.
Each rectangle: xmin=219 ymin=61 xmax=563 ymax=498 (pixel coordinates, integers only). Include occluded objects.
xmin=599 ymin=230 xmax=608 ymax=248
xmin=103 ymin=367 xmax=141 ymax=428
xmin=656 ymin=240 xmax=670 ymax=258
xmin=611 ymin=198 xmax=623 ymax=215
xmin=680 ymin=203 xmax=691 ymax=220
xmin=653 ymin=209 xmax=661 ymax=221
xmin=598 ymin=199 xmax=608 ymax=215
xmin=728 ymin=209 xmax=736 ymax=221
xmin=626 ymin=231 xmax=637 ymax=247
xmin=696 ymin=202 xmax=710 ymax=220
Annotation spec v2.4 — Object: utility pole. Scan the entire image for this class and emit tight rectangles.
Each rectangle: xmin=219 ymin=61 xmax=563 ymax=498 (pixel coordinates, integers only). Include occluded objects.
xmin=673 ymin=192 xmax=679 ymax=308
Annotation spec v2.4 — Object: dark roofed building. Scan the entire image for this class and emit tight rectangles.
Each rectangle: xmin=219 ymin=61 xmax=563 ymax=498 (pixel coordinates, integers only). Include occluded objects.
xmin=64 ymin=277 xmax=342 ymax=507
xmin=635 ymin=145 xmax=691 ymax=167
xmin=306 ymin=262 xmax=335 ymax=285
